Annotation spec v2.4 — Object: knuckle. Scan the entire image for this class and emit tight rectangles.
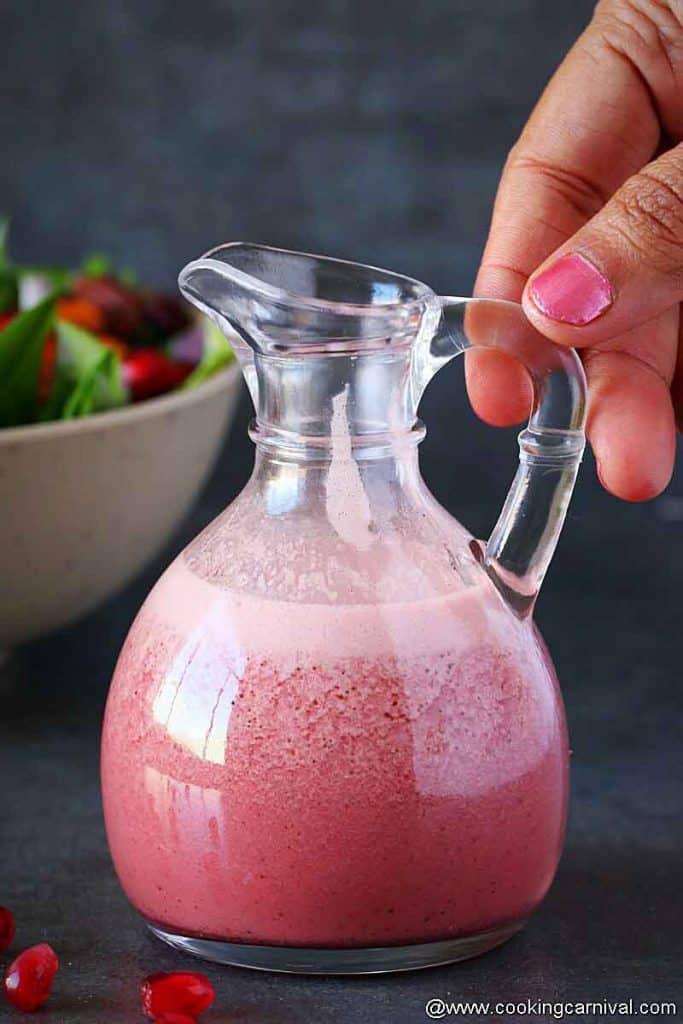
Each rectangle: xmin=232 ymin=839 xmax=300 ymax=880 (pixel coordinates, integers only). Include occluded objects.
xmin=597 ymin=0 xmax=683 ymax=54
xmin=505 ymin=150 xmax=606 ymax=222
xmin=609 ymin=167 xmax=683 ymax=271
xmin=593 ymin=1 xmax=683 ymax=86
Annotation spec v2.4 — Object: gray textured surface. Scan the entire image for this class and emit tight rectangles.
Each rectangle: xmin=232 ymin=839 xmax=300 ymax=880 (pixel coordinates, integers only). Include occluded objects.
xmin=2 ymin=0 xmax=682 ymax=1020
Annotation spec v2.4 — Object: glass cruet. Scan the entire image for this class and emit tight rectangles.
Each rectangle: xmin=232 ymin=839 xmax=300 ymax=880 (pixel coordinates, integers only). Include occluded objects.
xmin=101 ymin=244 xmax=586 ymax=974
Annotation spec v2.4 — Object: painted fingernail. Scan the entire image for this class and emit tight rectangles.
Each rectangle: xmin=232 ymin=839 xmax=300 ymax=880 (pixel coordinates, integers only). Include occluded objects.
xmin=529 ymin=253 xmax=613 ymax=326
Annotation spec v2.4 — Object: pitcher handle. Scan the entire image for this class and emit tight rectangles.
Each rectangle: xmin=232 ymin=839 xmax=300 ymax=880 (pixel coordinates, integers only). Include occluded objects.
xmin=431 ymin=297 xmax=587 ymax=616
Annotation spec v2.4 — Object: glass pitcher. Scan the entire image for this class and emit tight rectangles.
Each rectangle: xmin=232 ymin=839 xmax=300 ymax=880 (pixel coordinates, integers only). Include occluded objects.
xmin=101 ymin=245 xmax=585 ymax=974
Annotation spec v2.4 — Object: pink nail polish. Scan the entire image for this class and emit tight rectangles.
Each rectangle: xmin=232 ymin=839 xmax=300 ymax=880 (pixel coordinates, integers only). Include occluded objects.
xmin=529 ymin=253 xmax=613 ymax=326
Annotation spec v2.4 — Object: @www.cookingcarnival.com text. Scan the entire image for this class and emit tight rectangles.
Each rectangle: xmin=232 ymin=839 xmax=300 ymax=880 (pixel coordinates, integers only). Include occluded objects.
xmin=424 ymin=997 xmax=678 ymax=1019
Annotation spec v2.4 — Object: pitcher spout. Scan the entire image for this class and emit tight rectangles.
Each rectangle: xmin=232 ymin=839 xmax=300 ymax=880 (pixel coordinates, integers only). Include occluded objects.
xmin=180 ymin=243 xmax=434 ymax=351
xmin=179 ymin=244 xmax=269 ymax=402
xmin=179 ymin=242 xmax=439 ymax=412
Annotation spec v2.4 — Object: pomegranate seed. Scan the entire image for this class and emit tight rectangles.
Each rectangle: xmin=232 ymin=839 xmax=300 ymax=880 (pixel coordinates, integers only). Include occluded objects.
xmin=0 ymin=907 xmax=14 ymax=951
xmin=141 ymin=971 xmax=214 ymax=1018
xmin=154 ymin=1014 xmax=198 ymax=1024
xmin=3 ymin=943 xmax=58 ymax=1012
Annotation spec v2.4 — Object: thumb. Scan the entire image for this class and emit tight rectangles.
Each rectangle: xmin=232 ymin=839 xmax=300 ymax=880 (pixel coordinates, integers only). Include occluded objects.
xmin=521 ymin=144 xmax=683 ymax=347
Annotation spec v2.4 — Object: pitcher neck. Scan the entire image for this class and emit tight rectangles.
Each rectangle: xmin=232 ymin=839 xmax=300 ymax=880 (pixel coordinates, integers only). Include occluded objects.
xmin=249 ymin=350 xmax=425 ymax=461
xmin=250 ymin=441 xmax=425 ymax=519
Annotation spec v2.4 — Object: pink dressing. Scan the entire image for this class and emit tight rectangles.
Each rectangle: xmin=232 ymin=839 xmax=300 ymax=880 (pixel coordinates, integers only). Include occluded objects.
xmin=102 ymin=556 xmax=567 ymax=948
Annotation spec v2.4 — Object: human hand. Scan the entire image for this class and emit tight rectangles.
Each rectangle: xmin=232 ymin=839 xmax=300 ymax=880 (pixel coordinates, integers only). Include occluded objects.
xmin=468 ymin=0 xmax=683 ymax=500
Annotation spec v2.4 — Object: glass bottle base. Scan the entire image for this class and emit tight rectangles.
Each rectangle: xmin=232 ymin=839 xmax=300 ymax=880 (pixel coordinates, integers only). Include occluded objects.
xmin=145 ymin=919 xmax=525 ymax=975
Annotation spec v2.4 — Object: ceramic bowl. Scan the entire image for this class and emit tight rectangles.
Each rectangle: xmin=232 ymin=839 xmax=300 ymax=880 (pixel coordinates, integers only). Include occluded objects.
xmin=0 ymin=365 xmax=241 ymax=647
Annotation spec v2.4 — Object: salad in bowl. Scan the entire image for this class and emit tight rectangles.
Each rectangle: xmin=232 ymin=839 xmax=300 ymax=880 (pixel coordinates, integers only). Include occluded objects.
xmin=0 ymin=223 xmax=233 ymax=428
xmin=0 ymin=225 xmax=240 ymax=648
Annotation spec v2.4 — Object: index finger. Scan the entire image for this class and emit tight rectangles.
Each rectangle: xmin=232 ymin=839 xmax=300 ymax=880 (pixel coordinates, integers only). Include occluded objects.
xmin=477 ymin=2 xmax=662 ymax=302
xmin=468 ymin=0 xmax=663 ymax=424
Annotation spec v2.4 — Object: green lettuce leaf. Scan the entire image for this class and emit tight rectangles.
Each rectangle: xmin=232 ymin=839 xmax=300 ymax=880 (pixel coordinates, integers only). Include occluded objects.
xmin=62 ymin=348 xmax=121 ymax=418
xmin=81 ymin=252 xmax=111 ymax=278
xmin=0 ymin=295 xmax=56 ymax=427
xmin=44 ymin=320 xmax=126 ymax=420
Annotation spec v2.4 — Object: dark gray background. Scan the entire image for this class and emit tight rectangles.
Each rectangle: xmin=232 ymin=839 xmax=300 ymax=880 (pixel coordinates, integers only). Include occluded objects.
xmin=2 ymin=0 xmax=593 ymax=293
xmin=2 ymin=1 xmax=682 ymax=1021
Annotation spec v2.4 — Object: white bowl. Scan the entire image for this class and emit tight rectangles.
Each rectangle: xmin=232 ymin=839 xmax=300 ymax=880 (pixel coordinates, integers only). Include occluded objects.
xmin=0 ymin=365 xmax=241 ymax=647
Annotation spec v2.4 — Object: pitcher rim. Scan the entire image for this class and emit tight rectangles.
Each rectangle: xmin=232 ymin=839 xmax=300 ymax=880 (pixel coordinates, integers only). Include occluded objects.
xmin=179 ymin=242 xmax=437 ymax=318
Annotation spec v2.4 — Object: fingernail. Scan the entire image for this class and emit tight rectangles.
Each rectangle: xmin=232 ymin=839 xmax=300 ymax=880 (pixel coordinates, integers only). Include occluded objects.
xmin=529 ymin=253 xmax=613 ymax=326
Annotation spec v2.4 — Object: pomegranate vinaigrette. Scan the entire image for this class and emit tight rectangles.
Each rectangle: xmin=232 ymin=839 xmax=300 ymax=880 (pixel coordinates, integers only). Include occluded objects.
xmin=102 ymin=559 xmax=567 ymax=951
xmin=101 ymin=244 xmax=585 ymax=972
